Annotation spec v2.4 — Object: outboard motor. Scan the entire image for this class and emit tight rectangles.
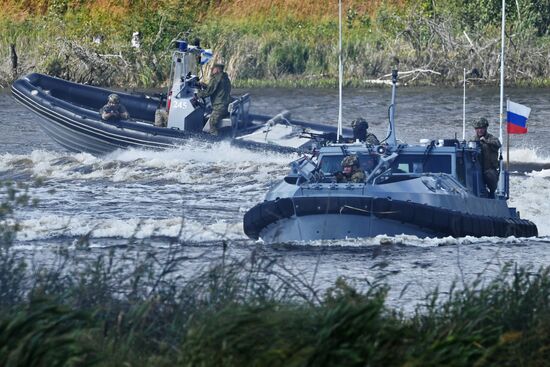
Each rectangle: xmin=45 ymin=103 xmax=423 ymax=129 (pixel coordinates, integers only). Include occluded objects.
xmin=166 ymin=40 xmax=206 ymax=132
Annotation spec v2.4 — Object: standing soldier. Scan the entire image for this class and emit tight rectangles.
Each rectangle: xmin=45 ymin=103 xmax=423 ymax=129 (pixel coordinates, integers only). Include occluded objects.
xmin=197 ymin=63 xmax=232 ymax=135
xmin=351 ymin=118 xmax=379 ymax=145
xmin=470 ymin=117 xmax=501 ymax=198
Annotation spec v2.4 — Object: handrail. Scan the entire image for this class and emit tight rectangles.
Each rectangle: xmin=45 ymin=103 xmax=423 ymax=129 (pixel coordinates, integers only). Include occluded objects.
xmin=229 ymin=93 xmax=251 ymax=137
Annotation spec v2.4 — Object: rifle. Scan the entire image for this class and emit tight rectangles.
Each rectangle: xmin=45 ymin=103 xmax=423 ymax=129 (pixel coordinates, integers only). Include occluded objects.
xmin=299 ymin=130 xmax=340 ymax=145
xmin=103 ymin=105 xmax=120 ymax=116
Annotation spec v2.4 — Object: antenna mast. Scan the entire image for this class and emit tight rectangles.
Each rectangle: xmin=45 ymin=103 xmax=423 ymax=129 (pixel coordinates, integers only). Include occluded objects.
xmin=337 ymin=0 xmax=343 ymax=142
xmin=499 ymin=0 xmax=505 ymax=142
xmin=463 ymin=68 xmax=466 ymax=140
xmin=496 ymin=0 xmax=506 ymax=198
xmin=386 ymin=69 xmax=398 ymax=146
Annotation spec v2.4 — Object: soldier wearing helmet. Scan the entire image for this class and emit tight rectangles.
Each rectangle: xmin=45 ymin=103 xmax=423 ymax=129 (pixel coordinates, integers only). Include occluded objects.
xmin=335 ymin=155 xmax=365 ymax=183
xmin=470 ymin=117 xmax=501 ymax=198
xmin=351 ymin=118 xmax=379 ymax=145
xmin=100 ymin=93 xmax=129 ymax=121
xmin=197 ymin=63 xmax=232 ymax=136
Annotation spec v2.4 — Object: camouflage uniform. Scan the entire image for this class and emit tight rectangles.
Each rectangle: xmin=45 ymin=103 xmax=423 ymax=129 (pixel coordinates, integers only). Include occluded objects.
xmin=470 ymin=118 xmax=501 ymax=196
xmin=154 ymin=108 xmax=168 ymax=127
xmin=348 ymin=170 xmax=366 ymax=183
xmin=351 ymin=118 xmax=380 ymax=145
xmin=100 ymin=94 xmax=129 ymax=121
xmin=365 ymin=133 xmax=380 ymax=145
xmin=197 ymin=65 xmax=232 ymax=135
xmin=336 ymin=155 xmax=366 ymax=183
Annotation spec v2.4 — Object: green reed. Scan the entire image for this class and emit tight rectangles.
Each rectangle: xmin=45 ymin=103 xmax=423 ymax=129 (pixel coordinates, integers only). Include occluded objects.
xmin=1 ymin=1 xmax=550 ymax=88
xmin=1 ymin=184 xmax=550 ymax=366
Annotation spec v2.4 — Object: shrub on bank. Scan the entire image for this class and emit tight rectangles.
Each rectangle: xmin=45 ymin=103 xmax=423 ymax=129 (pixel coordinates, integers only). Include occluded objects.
xmin=1 ymin=1 xmax=550 ymax=88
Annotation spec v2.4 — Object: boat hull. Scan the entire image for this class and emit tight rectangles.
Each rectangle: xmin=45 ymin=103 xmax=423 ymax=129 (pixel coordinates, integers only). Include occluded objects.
xmin=11 ymin=73 xmax=333 ymax=155
xmin=243 ymin=196 xmax=538 ymax=243
xmin=11 ymin=74 xmax=213 ymax=155
xmin=259 ymin=214 xmax=438 ymax=242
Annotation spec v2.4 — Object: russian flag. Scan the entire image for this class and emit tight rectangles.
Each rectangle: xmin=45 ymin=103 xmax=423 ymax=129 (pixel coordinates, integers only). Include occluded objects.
xmin=507 ymin=100 xmax=531 ymax=134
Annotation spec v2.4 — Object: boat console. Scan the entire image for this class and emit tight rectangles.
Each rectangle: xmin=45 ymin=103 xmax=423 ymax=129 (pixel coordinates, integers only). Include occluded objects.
xmin=165 ymin=40 xmax=254 ymax=135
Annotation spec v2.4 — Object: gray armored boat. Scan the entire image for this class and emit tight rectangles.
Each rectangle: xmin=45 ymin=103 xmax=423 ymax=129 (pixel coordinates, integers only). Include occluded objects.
xmin=11 ymin=40 xmax=339 ymax=155
xmin=243 ymin=71 xmax=538 ymax=243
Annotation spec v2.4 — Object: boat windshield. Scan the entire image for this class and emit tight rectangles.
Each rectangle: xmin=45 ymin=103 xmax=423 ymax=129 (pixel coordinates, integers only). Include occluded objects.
xmin=318 ymin=153 xmax=380 ymax=175
xmin=390 ymin=154 xmax=451 ymax=174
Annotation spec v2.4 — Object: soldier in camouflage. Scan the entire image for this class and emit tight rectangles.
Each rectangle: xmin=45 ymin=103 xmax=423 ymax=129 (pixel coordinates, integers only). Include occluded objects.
xmin=197 ymin=63 xmax=232 ymax=135
xmin=100 ymin=94 xmax=129 ymax=121
xmin=470 ymin=117 xmax=502 ymax=198
xmin=351 ymin=118 xmax=379 ymax=145
xmin=335 ymin=155 xmax=365 ymax=183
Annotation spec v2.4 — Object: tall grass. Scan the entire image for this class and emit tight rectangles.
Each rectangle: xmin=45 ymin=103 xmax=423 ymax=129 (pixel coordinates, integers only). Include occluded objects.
xmin=2 ymin=184 xmax=550 ymax=366
xmin=0 ymin=299 xmax=97 ymax=366
xmin=1 ymin=224 xmax=550 ymax=364
xmin=1 ymin=0 xmax=550 ymax=88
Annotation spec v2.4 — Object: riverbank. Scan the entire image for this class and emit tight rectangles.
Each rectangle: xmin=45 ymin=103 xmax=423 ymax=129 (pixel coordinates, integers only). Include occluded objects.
xmin=1 ymin=1 xmax=550 ymax=88
xmin=2 ymin=235 xmax=550 ymax=366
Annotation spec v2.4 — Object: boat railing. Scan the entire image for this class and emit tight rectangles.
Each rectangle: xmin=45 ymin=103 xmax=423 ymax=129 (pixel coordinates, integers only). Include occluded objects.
xmin=229 ymin=93 xmax=251 ymax=137
xmin=366 ymin=152 xmax=398 ymax=184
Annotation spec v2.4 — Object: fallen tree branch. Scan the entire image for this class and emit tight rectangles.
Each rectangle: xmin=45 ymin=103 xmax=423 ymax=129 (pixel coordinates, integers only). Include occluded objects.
xmin=379 ymin=68 xmax=442 ymax=79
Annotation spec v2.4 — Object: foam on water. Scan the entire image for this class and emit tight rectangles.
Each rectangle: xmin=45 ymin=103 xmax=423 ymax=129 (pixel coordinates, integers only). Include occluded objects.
xmin=509 ymin=172 xmax=550 ymax=236
xmin=507 ymin=147 xmax=550 ymax=163
xmin=0 ymin=141 xmax=295 ymax=183
xmin=108 ymin=140 xmax=296 ymax=165
xmin=2 ymin=145 xmax=548 ymax=181
xmin=273 ymin=234 xmax=546 ymax=248
xmin=2 ymin=144 xmax=549 ymax=245
xmin=16 ymin=214 xmax=244 ymax=242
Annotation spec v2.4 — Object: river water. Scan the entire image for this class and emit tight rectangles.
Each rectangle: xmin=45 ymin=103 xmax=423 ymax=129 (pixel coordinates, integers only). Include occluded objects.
xmin=1 ymin=85 xmax=550 ymax=311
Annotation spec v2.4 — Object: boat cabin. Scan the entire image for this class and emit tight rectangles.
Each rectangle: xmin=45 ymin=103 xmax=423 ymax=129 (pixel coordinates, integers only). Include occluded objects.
xmin=291 ymin=140 xmax=508 ymax=199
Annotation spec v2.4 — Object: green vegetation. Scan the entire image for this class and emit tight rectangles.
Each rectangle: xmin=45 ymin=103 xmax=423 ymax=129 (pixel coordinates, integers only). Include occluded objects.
xmin=1 ymin=0 xmax=549 ymax=88
xmin=1 ymin=183 xmax=550 ymax=366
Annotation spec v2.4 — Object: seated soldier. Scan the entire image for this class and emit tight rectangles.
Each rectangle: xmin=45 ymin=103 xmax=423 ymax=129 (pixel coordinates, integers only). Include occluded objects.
xmin=335 ymin=155 xmax=365 ymax=183
xmin=154 ymin=94 xmax=169 ymax=127
xmin=351 ymin=118 xmax=379 ymax=145
xmin=362 ymin=155 xmax=378 ymax=174
xmin=154 ymin=107 xmax=169 ymax=127
xmin=100 ymin=94 xmax=129 ymax=121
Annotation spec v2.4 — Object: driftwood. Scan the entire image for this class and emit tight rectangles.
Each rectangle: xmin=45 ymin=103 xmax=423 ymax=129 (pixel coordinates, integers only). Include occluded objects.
xmin=98 ymin=52 xmax=129 ymax=67
xmin=370 ymin=68 xmax=442 ymax=85
xmin=47 ymin=38 xmax=126 ymax=85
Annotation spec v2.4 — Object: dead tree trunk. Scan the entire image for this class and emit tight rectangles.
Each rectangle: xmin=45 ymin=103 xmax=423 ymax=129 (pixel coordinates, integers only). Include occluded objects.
xmin=10 ymin=43 xmax=18 ymax=79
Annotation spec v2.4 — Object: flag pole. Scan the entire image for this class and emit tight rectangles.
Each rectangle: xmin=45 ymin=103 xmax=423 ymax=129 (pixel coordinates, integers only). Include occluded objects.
xmin=462 ymin=68 xmax=466 ymax=141
xmin=506 ymin=99 xmax=510 ymax=171
xmin=499 ymin=0 xmax=505 ymax=143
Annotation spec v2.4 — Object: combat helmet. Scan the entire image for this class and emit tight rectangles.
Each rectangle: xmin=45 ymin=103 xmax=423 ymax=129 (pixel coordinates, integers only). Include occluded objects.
xmin=473 ymin=117 xmax=489 ymax=128
xmin=342 ymin=155 xmax=359 ymax=167
xmin=351 ymin=117 xmax=368 ymax=129
xmin=108 ymin=93 xmax=120 ymax=103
